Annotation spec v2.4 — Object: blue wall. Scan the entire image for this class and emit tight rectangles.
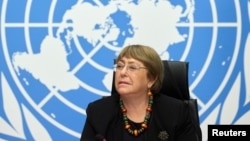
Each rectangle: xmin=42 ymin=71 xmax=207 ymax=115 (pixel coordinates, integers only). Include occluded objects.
xmin=0 ymin=0 xmax=249 ymax=140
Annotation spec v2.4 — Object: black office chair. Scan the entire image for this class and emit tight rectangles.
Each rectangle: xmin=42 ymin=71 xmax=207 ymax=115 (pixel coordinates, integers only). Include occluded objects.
xmin=164 ymin=61 xmax=202 ymax=141
xmin=111 ymin=60 xmax=202 ymax=141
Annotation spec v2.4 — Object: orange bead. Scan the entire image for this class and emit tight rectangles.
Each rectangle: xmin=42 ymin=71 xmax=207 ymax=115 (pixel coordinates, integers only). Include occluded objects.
xmin=141 ymin=123 xmax=148 ymax=128
xmin=125 ymin=124 xmax=131 ymax=129
xmin=146 ymin=107 xmax=152 ymax=112
xmin=121 ymin=108 xmax=127 ymax=113
xmin=134 ymin=130 xmax=138 ymax=136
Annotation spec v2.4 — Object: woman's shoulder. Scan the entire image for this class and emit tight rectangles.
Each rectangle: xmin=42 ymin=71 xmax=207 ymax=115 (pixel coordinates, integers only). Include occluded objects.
xmin=153 ymin=93 xmax=189 ymax=120
xmin=84 ymin=96 xmax=120 ymax=132
xmin=155 ymin=93 xmax=185 ymax=104
xmin=154 ymin=93 xmax=188 ymax=112
xmin=86 ymin=95 xmax=119 ymax=113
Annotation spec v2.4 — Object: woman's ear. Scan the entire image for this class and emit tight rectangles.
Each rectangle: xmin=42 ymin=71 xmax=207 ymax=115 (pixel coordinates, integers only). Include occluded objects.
xmin=147 ymin=78 xmax=156 ymax=88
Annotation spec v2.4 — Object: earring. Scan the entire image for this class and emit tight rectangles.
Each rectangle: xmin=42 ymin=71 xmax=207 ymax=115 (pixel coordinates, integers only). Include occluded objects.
xmin=148 ymin=90 xmax=152 ymax=96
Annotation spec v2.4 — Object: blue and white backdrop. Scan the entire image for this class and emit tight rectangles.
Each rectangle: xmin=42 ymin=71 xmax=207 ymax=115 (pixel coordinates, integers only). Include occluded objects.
xmin=1 ymin=0 xmax=250 ymax=140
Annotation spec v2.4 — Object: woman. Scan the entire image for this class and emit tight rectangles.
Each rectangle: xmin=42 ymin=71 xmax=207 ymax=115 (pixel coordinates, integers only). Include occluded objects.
xmin=80 ymin=44 xmax=200 ymax=141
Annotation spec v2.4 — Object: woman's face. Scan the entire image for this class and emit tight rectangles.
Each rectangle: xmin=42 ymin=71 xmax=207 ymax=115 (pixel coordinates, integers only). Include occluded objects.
xmin=114 ymin=57 xmax=155 ymax=96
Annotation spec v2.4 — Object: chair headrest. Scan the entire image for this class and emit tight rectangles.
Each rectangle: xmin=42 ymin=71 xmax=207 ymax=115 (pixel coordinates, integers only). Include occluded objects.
xmin=161 ymin=60 xmax=190 ymax=100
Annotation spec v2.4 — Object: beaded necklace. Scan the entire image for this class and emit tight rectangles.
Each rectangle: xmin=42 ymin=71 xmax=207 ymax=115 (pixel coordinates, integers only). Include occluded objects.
xmin=120 ymin=91 xmax=153 ymax=136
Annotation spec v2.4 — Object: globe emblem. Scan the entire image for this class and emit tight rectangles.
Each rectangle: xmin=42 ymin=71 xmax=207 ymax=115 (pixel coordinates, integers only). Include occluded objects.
xmin=1 ymin=0 xmax=249 ymax=141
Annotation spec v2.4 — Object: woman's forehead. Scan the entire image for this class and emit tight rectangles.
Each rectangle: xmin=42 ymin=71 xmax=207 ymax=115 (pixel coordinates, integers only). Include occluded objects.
xmin=118 ymin=57 xmax=143 ymax=64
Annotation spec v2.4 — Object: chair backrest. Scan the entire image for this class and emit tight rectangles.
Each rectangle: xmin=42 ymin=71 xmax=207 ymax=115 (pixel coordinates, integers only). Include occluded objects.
xmin=161 ymin=60 xmax=190 ymax=100
xmin=161 ymin=61 xmax=202 ymax=140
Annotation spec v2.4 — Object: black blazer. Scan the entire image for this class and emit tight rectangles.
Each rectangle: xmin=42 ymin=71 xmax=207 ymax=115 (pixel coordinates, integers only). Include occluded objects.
xmin=80 ymin=93 xmax=200 ymax=141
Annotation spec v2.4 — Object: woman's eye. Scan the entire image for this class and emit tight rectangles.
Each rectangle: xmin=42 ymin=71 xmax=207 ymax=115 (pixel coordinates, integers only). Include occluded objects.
xmin=117 ymin=65 xmax=124 ymax=69
xmin=128 ymin=66 xmax=137 ymax=70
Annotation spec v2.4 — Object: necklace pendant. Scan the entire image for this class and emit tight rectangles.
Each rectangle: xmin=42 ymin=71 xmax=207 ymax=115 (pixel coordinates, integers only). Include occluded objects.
xmin=133 ymin=129 xmax=138 ymax=136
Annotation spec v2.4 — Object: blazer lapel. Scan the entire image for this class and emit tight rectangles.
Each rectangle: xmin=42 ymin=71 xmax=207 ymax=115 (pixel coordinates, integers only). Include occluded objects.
xmin=112 ymin=121 xmax=123 ymax=141
xmin=106 ymin=112 xmax=124 ymax=141
xmin=146 ymin=102 xmax=170 ymax=141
